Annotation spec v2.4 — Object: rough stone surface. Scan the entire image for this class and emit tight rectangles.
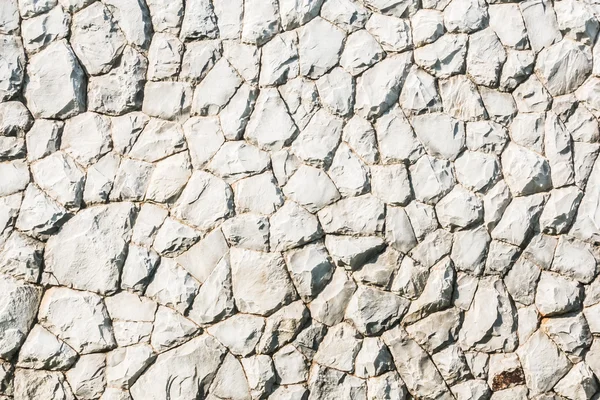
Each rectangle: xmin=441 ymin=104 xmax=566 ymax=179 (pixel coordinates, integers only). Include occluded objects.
xmin=4 ymin=3 xmax=600 ymax=398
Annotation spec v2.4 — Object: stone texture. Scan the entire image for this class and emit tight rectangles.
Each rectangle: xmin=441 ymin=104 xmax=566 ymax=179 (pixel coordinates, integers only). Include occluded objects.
xmin=6 ymin=3 xmax=600 ymax=397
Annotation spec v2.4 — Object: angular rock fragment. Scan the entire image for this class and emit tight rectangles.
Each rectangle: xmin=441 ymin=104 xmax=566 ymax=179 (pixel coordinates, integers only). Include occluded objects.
xmin=38 ymin=287 xmax=115 ymax=354
xmin=44 ymin=203 xmax=136 ymax=294
xmin=231 ymin=248 xmax=297 ymax=316
xmin=24 ymin=40 xmax=86 ymax=119
xmin=355 ymin=53 xmax=412 ymax=119
xmin=0 ymin=274 xmax=42 ymax=358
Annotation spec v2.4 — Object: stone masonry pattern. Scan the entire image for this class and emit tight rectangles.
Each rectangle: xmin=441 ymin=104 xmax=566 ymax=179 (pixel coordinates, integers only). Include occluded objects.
xmin=1 ymin=0 xmax=600 ymax=398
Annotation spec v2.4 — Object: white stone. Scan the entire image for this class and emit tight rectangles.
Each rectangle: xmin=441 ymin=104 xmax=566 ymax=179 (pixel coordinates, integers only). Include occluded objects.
xmin=192 ymin=58 xmax=242 ymax=116
xmin=246 ymin=88 xmax=299 ymax=151
xmin=340 ymin=30 xmax=385 ymax=76
xmin=62 ymin=112 xmax=112 ymax=168
xmin=31 ymin=152 xmax=85 ymax=210
xmin=414 ymin=33 xmax=467 ymax=78
xmin=488 ymin=4 xmax=529 ymax=49
xmin=375 ymin=106 xmax=424 ymax=164
xmin=131 ymin=335 xmax=226 ymax=400
xmin=231 ymin=248 xmax=297 ymax=316
xmin=172 ymin=171 xmax=233 ymax=232
xmin=519 ymin=0 xmax=562 ymax=53
xmin=318 ymin=194 xmax=384 ymax=236
xmin=285 ymin=242 xmax=334 ymax=302
xmin=241 ymin=0 xmax=280 ymax=46
xmin=517 ymin=330 xmax=572 ymax=395
xmin=298 ymin=17 xmax=345 ymax=79
xmin=0 ymin=274 xmax=42 ymax=358
xmin=24 ymin=40 xmax=86 ymax=119
xmin=355 ymin=52 xmax=412 ymax=119
xmin=38 ymin=287 xmax=115 ymax=354
xmin=44 ymin=203 xmax=135 ymax=294
xmin=179 ymin=0 xmax=218 ymax=40
xmin=366 ymin=13 xmax=412 ymax=52
xmin=70 ymin=2 xmax=126 ymax=75
xmin=412 ymin=112 xmax=465 ymax=160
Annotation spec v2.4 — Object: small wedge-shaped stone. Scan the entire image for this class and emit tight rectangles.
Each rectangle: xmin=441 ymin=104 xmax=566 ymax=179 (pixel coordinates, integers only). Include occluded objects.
xmin=70 ymin=2 xmax=126 ymax=75
xmin=44 ymin=203 xmax=136 ymax=295
xmin=146 ymin=258 xmax=199 ymax=314
xmin=131 ymin=335 xmax=226 ymax=400
xmin=24 ymin=40 xmax=86 ymax=119
xmin=38 ymin=287 xmax=115 ymax=354
xmin=187 ymin=254 xmax=234 ymax=325
xmin=231 ymin=248 xmax=297 ymax=316
xmin=192 ymin=58 xmax=242 ymax=116
xmin=150 ymin=306 xmax=199 ymax=352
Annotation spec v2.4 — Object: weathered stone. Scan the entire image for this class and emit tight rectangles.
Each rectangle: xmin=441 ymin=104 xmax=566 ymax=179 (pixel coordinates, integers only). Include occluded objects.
xmin=460 ymin=276 xmax=518 ymax=353
xmin=38 ymin=287 xmax=115 ymax=354
xmin=231 ymin=248 xmax=297 ymax=316
xmin=131 ymin=335 xmax=226 ymax=400
xmin=44 ymin=203 xmax=136 ymax=295
xmin=24 ymin=40 xmax=85 ymax=119
xmin=355 ymin=53 xmax=412 ymax=119
xmin=382 ymin=326 xmax=451 ymax=398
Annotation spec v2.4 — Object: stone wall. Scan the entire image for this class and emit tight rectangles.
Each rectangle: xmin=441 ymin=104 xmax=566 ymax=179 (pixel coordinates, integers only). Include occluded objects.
xmin=1 ymin=0 xmax=600 ymax=398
